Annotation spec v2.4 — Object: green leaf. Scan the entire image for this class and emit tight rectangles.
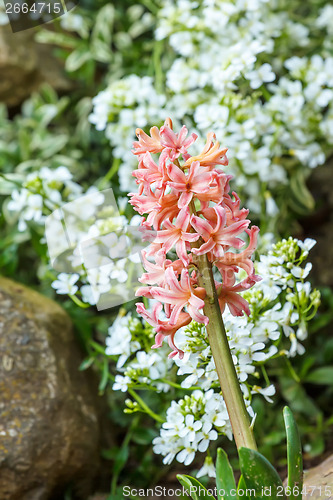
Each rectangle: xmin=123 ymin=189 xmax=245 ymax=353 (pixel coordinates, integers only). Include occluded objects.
xmin=36 ymin=135 xmax=68 ymax=158
xmin=216 ymin=448 xmax=236 ymax=500
xmin=237 ymin=475 xmax=248 ymax=498
xmin=283 ymin=407 xmax=303 ymax=500
xmin=112 ymin=445 xmax=129 ymax=478
xmin=0 ymin=173 xmax=24 ymax=195
xmin=35 ymin=30 xmax=78 ymax=49
xmin=98 ymin=358 xmax=109 ymax=394
xmin=239 ymin=447 xmax=285 ymax=499
xmin=131 ymin=427 xmax=156 ymax=445
xmin=305 ymin=367 xmax=333 ymax=385
xmin=177 ymin=475 xmax=215 ymax=500
xmin=79 ymin=357 xmax=94 ymax=371
xmin=279 ymin=376 xmax=321 ymax=418
xmin=92 ymin=4 xmax=115 ymax=45
xmin=289 ymin=170 xmax=315 ymax=215
xmin=65 ymin=48 xmax=92 ymax=72
xmin=91 ymin=39 xmax=113 ymax=63
xmin=299 ymin=356 xmax=316 ymax=379
xmin=101 ymin=447 xmax=119 ymax=460
xmin=107 ymin=493 xmax=125 ymax=500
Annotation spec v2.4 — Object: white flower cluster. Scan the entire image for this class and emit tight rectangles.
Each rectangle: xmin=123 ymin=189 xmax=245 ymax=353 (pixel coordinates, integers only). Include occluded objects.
xmin=89 ymin=75 xmax=166 ymax=192
xmin=254 ymin=237 xmax=321 ymax=357
xmin=7 ymin=166 xmax=82 ymax=232
xmin=107 ymin=314 xmax=173 ymax=392
xmin=153 ymin=390 xmax=230 ymax=467
xmin=6 ymin=165 xmax=142 ymax=308
xmin=90 ymin=0 xmax=333 ymax=217
xmin=106 ymin=236 xmax=319 ymax=476
xmin=49 ymin=209 xmax=142 ymax=307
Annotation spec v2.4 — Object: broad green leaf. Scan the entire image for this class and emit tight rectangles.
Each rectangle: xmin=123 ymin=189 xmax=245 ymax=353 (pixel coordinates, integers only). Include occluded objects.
xmin=283 ymin=407 xmax=303 ymax=500
xmin=216 ymin=448 xmax=236 ymax=500
xmin=177 ymin=475 xmax=199 ymax=500
xmin=239 ymin=447 xmax=285 ymax=499
xmin=177 ymin=475 xmax=215 ymax=500
xmin=305 ymin=367 xmax=333 ymax=385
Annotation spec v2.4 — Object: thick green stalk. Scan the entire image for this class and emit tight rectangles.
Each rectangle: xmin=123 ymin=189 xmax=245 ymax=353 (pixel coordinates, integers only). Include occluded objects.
xmin=189 ymin=200 xmax=257 ymax=451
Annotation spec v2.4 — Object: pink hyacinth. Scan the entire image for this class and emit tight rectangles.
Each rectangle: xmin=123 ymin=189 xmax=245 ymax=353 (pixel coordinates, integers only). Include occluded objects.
xmin=129 ymin=118 xmax=261 ymax=359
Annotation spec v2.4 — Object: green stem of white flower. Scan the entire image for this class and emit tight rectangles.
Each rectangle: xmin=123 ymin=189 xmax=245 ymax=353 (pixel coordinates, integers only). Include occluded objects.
xmin=128 ymin=388 xmax=164 ymax=423
xmin=189 ymin=199 xmax=257 ymax=451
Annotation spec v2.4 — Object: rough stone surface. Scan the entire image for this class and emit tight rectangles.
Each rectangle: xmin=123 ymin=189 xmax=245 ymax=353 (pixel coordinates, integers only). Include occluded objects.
xmin=0 ymin=277 xmax=100 ymax=500
xmin=304 ymin=159 xmax=333 ymax=287
xmin=0 ymin=25 xmax=72 ymax=106
xmin=303 ymin=454 xmax=333 ymax=499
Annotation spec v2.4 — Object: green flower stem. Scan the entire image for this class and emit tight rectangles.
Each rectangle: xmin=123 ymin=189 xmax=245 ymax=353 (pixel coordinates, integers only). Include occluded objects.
xmin=284 ymin=356 xmax=301 ymax=383
xmin=69 ymin=294 xmax=91 ymax=308
xmin=189 ymin=199 xmax=257 ymax=451
xmin=128 ymin=388 xmax=164 ymax=423
xmin=99 ymin=157 xmax=121 ymax=188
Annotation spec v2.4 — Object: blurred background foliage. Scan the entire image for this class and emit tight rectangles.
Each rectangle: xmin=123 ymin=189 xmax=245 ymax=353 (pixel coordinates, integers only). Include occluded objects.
xmin=0 ymin=0 xmax=332 ymax=497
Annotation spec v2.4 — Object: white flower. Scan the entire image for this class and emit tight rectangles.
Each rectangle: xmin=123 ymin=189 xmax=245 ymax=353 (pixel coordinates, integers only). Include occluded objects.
xmin=205 ymin=395 xmax=229 ymax=429
xmin=251 ymin=321 xmax=280 ymax=342
xmin=317 ymin=5 xmax=333 ymax=35
xmin=197 ymin=456 xmax=216 ymax=479
xmin=234 ymin=354 xmax=256 ymax=382
xmin=40 ymin=166 xmax=72 ymax=182
xmin=51 ymin=273 xmax=79 ymax=295
xmin=298 ymin=238 xmax=316 ymax=256
xmin=251 ymin=384 xmax=276 ymax=403
xmin=265 ymin=194 xmax=279 ymax=216
xmin=291 ymin=263 xmax=312 ymax=279
xmin=108 ymin=234 xmax=128 ymax=259
xmin=288 ymin=333 xmax=306 ymax=357
xmin=86 ymin=266 xmax=112 ymax=303
xmin=196 ymin=422 xmax=218 ymax=452
xmin=176 ymin=439 xmax=198 ymax=466
xmin=7 ymin=189 xmax=29 ymax=212
xmin=109 ymin=260 xmax=128 ymax=283
xmin=113 ymin=375 xmax=131 ymax=392
xmin=105 ymin=314 xmax=140 ymax=367
xmin=80 ymin=284 xmax=97 ymax=305
xmin=246 ymin=63 xmax=275 ymax=89
xmin=178 ymin=415 xmax=202 ymax=442
xmin=24 ymin=194 xmax=43 ymax=222
xmin=60 ymin=12 xmax=88 ymax=37
xmin=132 ymin=351 xmax=161 ymax=380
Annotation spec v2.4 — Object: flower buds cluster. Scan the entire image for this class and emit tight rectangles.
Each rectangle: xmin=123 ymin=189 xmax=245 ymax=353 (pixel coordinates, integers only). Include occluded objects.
xmin=129 ymin=119 xmax=260 ymax=359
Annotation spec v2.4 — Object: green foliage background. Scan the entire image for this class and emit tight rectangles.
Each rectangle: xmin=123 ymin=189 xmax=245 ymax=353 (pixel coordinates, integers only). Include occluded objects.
xmin=0 ymin=0 xmax=332 ymax=497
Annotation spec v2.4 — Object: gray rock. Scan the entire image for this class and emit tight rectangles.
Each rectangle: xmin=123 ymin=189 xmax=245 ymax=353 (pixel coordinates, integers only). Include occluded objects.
xmin=0 ymin=25 xmax=72 ymax=107
xmin=0 ymin=277 xmax=100 ymax=500
xmin=302 ymin=454 xmax=333 ymax=500
xmin=306 ymin=160 xmax=333 ymax=287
